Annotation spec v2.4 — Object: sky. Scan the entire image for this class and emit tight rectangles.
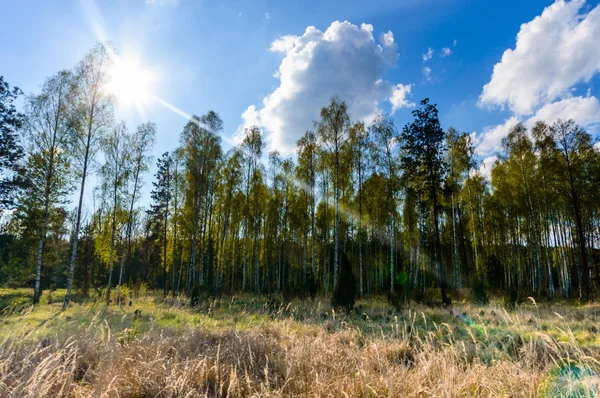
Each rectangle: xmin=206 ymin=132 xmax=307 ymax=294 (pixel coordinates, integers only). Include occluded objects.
xmin=1 ymin=0 xmax=600 ymax=211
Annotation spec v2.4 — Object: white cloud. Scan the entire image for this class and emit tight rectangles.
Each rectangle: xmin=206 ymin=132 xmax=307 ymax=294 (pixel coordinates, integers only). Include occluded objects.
xmin=269 ymin=35 xmax=296 ymax=53
xmin=479 ymin=0 xmax=600 ymax=115
xmin=476 ymin=116 xmax=520 ymax=155
xmin=525 ymin=95 xmax=600 ymax=127
xmin=265 ymin=12 xmax=270 ymax=19
xmin=239 ymin=21 xmax=412 ymax=154
xmin=389 ymin=84 xmax=415 ymax=111
xmin=234 ymin=105 xmax=261 ymax=144
xmin=422 ymin=47 xmax=434 ymax=62
xmin=453 ymin=39 xmax=457 ymax=47
xmin=381 ymin=31 xmax=395 ymax=47
xmin=422 ymin=66 xmax=432 ymax=81
xmin=475 ymin=96 xmax=600 ymax=156
xmin=441 ymin=47 xmax=452 ymax=57
xmin=474 ymin=155 xmax=498 ymax=180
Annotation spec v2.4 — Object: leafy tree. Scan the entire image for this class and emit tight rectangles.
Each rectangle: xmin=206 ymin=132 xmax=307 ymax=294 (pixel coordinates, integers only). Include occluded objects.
xmin=0 ymin=76 xmax=25 ymax=212
xmin=371 ymin=114 xmax=399 ymax=294
xmin=100 ymin=122 xmax=129 ymax=303
xmin=240 ymin=126 xmax=264 ymax=293
xmin=22 ymin=70 xmax=77 ymax=303
xmin=297 ymin=131 xmax=318 ymax=285
xmin=331 ymin=250 xmax=356 ymax=313
xmin=64 ymin=43 xmax=114 ymax=309
xmin=116 ymin=122 xmax=155 ymax=302
xmin=317 ymin=96 xmax=350 ymax=290
xmin=445 ymin=127 xmax=476 ymax=290
xmin=181 ymin=111 xmax=222 ymax=290
xmin=550 ymin=119 xmax=594 ymax=300
xmin=348 ymin=122 xmax=370 ymax=296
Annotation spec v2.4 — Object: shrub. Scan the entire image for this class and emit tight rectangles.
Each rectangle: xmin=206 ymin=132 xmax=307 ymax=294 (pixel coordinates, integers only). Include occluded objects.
xmin=411 ymin=287 xmax=451 ymax=307
xmin=331 ymin=251 xmax=356 ymax=313
xmin=133 ymin=281 xmax=149 ymax=298
xmin=117 ymin=285 xmax=131 ymax=304
xmin=388 ymin=273 xmax=408 ymax=312
xmin=470 ymin=276 xmax=489 ymax=304
xmin=412 ymin=289 xmax=425 ymax=304
xmin=504 ymin=288 xmax=520 ymax=309
xmin=190 ymin=285 xmax=201 ymax=307
xmin=190 ymin=284 xmax=213 ymax=307
xmin=306 ymin=268 xmax=317 ymax=300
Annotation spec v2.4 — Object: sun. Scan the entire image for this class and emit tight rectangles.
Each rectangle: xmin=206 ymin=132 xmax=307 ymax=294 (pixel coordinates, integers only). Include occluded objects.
xmin=108 ymin=56 xmax=155 ymax=107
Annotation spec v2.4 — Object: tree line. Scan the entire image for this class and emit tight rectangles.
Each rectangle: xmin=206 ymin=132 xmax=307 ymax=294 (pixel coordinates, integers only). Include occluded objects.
xmin=1 ymin=43 xmax=599 ymax=307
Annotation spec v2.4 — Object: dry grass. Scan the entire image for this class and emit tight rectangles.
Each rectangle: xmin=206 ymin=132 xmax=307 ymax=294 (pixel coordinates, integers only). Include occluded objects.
xmin=0 ymin=290 xmax=599 ymax=397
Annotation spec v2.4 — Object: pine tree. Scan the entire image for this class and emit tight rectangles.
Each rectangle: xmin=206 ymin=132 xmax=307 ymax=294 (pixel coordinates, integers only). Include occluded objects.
xmin=401 ymin=99 xmax=450 ymax=305
xmin=148 ymin=152 xmax=172 ymax=296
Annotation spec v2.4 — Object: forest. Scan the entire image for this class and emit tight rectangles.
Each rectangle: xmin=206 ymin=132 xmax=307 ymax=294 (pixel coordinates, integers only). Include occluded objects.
xmin=1 ymin=42 xmax=599 ymax=309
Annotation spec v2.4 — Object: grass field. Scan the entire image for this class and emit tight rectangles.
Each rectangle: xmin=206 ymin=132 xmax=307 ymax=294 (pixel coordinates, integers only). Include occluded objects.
xmin=1 ymin=288 xmax=599 ymax=397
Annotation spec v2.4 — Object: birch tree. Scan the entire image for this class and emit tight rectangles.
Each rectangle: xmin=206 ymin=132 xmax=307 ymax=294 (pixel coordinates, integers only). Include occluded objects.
xmin=64 ymin=43 xmax=114 ymax=309
xmin=23 ymin=71 xmax=77 ymax=304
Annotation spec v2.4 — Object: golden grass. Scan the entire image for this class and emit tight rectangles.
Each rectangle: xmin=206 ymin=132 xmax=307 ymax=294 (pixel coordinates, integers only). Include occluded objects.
xmin=0 ymin=289 xmax=599 ymax=397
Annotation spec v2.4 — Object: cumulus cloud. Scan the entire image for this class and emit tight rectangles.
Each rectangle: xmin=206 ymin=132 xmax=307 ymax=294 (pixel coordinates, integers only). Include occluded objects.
xmin=476 ymin=116 xmax=520 ymax=156
xmin=526 ymin=95 xmax=600 ymax=127
xmin=381 ymin=31 xmax=395 ymax=47
xmin=239 ymin=21 xmax=413 ymax=153
xmin=475 ymin=95 xmax=600 ymax=157
xmin=475 ymin=0 xmax=600 ymax=157
xmin=479 ymin=0 xmax=600 ymax=115
xmin=269 ymin=35 xmax=296 ymax=53
xmin=422 ymin=47 xmax=434 ymax=62
xmin=441 ymin=47 xmax=452 ymax=57
xmin=390 ymin=84 xmax=415 ymax=111
xmin=453 ymin=39 xmax=457 ymax=47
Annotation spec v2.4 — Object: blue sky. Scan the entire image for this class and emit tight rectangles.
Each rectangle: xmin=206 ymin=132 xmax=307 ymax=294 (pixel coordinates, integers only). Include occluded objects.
xmin=2 ymin=0 xmax=600 ymax=208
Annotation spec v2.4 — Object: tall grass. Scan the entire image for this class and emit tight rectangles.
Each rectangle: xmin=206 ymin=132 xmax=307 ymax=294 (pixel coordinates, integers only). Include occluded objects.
xmin=0 ymin=293 xmax=599 ymax=396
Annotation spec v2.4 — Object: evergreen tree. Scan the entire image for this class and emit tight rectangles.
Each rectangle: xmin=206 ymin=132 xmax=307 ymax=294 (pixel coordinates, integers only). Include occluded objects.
xmin=401 ymin=99 xmax=450 ymax=305
xmin=148 ymin=151 xmax=172 ymax=296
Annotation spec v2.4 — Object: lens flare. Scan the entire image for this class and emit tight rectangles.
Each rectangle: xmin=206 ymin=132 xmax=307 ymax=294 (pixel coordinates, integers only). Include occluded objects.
xmin=108 ymin=57 xmax=155 ymax=107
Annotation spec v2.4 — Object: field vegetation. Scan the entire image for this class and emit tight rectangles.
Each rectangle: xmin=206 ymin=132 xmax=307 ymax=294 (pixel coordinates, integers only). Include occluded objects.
xmin=1 ymin=288 xmax=599 ymax=397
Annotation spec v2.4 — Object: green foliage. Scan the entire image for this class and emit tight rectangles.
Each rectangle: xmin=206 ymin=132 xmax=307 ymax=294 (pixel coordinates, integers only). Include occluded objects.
xmin=190 ymin=285 xmax=201 ymax=307
xmin=117 ymin=285 xmax=131 ymax=303
xmin=306 ymin=268 xmax=317 ymax=300
xmin=470 ymin=275 xmax=489 ymax=304
xmin=133 ymin=281 xmax=149 ymax=298
xmin=331 ymin=251 xmax=356 ymax=313
xmin=504 ymin=288 xmax=520 ymax=309
xmin=412 ymin=289 xmax=425 ymax=304
xmin=388 ymin=274 xmax=407 ymax=312
xmin=189 ymin=284 xmax=214 ymax=307
xmin=0 ymin=76 xmax=26 ymax=211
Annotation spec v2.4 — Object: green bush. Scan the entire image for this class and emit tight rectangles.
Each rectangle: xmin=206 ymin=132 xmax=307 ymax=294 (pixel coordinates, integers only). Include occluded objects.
xmin=470 ymin=276 xmax=489 ymax=304
xmin=306 ymin=268 xmax=317 ymax=300
xmin=412 ymin=289 xmax=425 ymax=304
xmin=388 ymin=273 xmax=408 ymax=312
xmin=190 ymin=285 xmax=201 ymax=307
xmin=117 ymin=285 xmax=131 ymax=304
xmin=331 ymin=251 xmax=356 ymax=313
xmin=504 ymin=288 xmax=520 ymax=309
xmin=190 ymin=284 xmax=213 ymax=307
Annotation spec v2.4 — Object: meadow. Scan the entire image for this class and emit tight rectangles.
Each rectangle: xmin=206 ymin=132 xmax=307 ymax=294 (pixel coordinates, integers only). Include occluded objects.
xmin=0 ymin=288 xmax=599 ymax=397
